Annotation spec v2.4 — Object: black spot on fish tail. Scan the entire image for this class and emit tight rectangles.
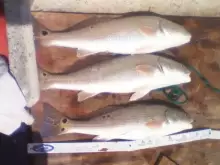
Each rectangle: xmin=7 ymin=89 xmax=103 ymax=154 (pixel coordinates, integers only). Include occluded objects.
xmin=62 ymin=118 xmax=68 ymax=124
xmin=41 ymin=30 xmax=49 ymax=36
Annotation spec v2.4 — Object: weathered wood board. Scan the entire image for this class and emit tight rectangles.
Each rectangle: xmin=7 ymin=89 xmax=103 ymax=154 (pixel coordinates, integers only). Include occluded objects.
xmin=31 ymin=12 xmax=220 ymax=165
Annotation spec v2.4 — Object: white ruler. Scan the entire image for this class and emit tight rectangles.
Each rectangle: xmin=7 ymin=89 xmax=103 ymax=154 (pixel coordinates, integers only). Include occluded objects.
xmin=28 ymin=129 xmax=220 ymax=154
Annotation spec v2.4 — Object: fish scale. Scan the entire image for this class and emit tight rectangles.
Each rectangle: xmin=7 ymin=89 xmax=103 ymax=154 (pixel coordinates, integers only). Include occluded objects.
xmin=39 ymin=54 xmax=191 ymax=102
xmin=40 ymin=103 xmax=193 ymax=140
xmin=40 ymin=16 xmax=191 ymax=57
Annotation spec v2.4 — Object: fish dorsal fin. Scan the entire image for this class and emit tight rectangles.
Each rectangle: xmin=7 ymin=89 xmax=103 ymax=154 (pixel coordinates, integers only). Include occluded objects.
xmin=76 ymin=49 xmax=98 ymax=58
xmin=136 ymin=64 xmax=155 ymax=75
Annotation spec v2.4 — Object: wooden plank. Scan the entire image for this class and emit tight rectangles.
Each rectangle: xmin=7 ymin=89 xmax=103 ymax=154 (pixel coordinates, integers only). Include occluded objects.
xmin=31 ymin=12 xmax=220 ymax=165
xmin=32 ymin=12 xmax=220 ymax=126
xmin=157 ymin=156 xmax=177 ymax=165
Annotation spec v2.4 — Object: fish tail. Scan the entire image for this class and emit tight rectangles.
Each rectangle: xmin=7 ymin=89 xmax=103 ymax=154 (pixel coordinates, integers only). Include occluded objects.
xmin=35 ymin=29 xmax=56 ymax=46
xmin=34 ymin=28 xmax=52 ymax=39
xmin=39 ymin=38 xmax=51 ymax=47
xmin=41 ymin=103 xmax=80 ymax=137
xmin=38 ymin=68 xmax=53 ymax=90
xmin=40 ymin=103 xmax=66 ymax=137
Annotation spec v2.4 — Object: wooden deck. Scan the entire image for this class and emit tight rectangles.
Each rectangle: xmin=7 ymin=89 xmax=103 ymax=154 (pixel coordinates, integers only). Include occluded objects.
xmin=31 ymin=12 xmax=220 ymax=165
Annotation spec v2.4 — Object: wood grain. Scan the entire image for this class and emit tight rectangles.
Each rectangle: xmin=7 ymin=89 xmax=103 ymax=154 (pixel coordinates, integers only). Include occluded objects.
xmin=31 ymin=12 xmax=220 ymax=165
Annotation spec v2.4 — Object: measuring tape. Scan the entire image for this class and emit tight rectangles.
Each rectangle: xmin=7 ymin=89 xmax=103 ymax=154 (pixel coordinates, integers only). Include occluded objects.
xmin=28 ymin=128 xmax=220 ymax=154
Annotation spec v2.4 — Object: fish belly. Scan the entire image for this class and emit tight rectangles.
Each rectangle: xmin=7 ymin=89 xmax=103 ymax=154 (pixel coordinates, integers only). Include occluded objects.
xmin=71 ymin=123 xmax=147 ymax=140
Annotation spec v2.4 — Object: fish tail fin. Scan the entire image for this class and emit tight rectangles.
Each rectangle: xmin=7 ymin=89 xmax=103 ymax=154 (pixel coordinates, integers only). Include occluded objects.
xmin=35 ymin=28 xmax=51 ymax=37
xmin=40 ymin=103 xmax=65 ymax=137
xmin=38 ymin=68 xmax=53 ymax=90
xmin=35 ymin=29 xmax=55 ymax=46
xmin=41 ymin=103 xmax=80 ymax=137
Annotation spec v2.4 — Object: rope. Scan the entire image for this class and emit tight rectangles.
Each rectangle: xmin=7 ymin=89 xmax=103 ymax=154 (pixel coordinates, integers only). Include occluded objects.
xmin=162 ymin=63 xmax=220 ymax=104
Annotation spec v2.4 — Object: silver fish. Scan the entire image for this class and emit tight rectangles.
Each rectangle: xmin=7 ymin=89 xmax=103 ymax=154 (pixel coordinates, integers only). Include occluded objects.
xmin=39 ymin=54 xmax=191 ymax=102
xmin=41 ymin=16 xmax=191 ymax=57
xmin=41 ymin=102 xmax=193 ymax=140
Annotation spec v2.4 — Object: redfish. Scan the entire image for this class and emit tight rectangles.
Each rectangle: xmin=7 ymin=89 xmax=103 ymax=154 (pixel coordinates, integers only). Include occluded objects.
xmin=41 ymin=102 xmax=193 ymax=140
xmin=39 ymin=54 xmax=191 ymax=102
xmin=40 ymin=16 xmax=191 ymax=57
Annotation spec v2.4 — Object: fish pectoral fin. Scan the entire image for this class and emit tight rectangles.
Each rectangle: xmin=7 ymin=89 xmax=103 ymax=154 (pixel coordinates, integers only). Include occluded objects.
xmin=139 ymin=26 xmax=154 ymax=36
xmin=136 ymin=64 xmax=155 ymax=75
xmin=129 ymin=87 xmax=152 ymax=101
xmin=146 ymin=119 xmax=165 ymax=129
xmin=92 ymin=135 xmax=114 ymax=141
xmin=77 ymin=91 xmax=99 ymax=102
xmin=76 ymin=49 xmax=99 ymax=58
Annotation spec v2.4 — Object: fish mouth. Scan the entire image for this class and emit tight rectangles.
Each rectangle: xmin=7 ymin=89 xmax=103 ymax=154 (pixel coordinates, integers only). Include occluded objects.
xmin=182 ymin=114 xmax=194 ymax=127
xmin=165 ymin=109 xmax=193 ymax=126
xmin=160 ymin=19 xmax=191 ymax=44
xmin=183 ymin=73 xmax=191 ymax=83
xmin=184 ymin=122 xmax=193 ymax=129
xmin=184 ymin=68 xmax=191 ymax=75
xmin=178 ymin=62 xmax=191 ymax=75
xmin=157 ymin=56 xmax=191 ymax=82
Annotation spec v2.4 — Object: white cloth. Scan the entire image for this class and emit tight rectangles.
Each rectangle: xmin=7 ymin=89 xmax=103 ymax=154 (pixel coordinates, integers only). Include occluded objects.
xmin=0 ymin=57 xmax=33 ymax=135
